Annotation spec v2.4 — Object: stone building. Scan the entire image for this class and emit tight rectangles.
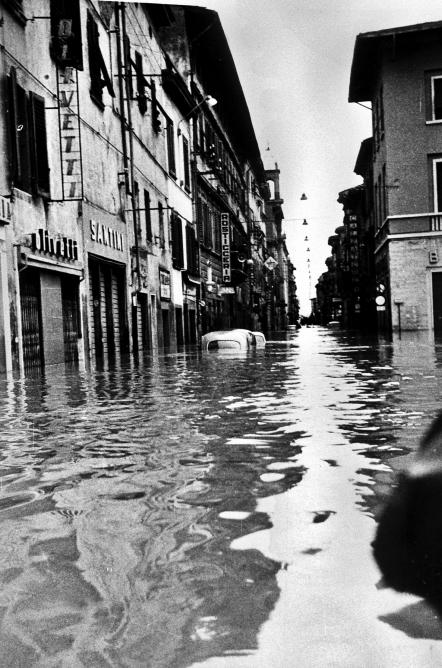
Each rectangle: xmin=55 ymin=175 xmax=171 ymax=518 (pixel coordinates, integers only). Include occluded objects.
xmin=349 ymin=20 xmax=442 ymax=333
xmin=0 ymin=1 xmax=296 ymax=374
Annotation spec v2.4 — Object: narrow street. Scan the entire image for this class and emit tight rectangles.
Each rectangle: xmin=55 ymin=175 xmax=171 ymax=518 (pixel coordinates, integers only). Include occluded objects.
xmin=0 ymin=327 xmax=441 ymax=666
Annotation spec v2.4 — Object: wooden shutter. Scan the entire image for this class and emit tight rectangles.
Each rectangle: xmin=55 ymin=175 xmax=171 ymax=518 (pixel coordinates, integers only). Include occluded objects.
xmin=135 ymin=51 xmax=147 ymax=114
xmin=172 ymin=214 xmax=184 ymax=270
xmin=182 ymin=136 xmax=190 ymax=191
xmin=124 ymin=35 xmax=133 ymax=101
xmin=144 ymin=190 xmax=152 ymax=241
xmin=29 ymin=92 xmax=50 ymax=196
xmin=197 ymin=198 xmax=203 ymax=241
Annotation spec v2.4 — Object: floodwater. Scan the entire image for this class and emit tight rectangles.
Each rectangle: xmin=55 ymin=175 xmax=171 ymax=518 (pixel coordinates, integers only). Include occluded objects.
xmin=1 ymin=328 xmax=442 ymax=667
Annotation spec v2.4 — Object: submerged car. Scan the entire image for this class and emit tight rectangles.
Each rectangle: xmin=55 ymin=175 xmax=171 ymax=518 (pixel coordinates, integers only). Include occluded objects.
xmin=252 ymin=331 xmax=267 ymax=348
xmin=201 ymin=329 xmax=263 ymax=351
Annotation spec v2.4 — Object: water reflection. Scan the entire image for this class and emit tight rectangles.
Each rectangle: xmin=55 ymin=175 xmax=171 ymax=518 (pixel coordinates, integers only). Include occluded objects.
xmin=0 ymin=328 xmax=442 ymax=665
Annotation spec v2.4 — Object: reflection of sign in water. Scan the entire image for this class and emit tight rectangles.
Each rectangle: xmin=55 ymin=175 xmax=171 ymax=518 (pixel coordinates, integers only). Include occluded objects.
xmin=221 ymin=213 xmax=231 ymax=283
xmin=58 ymin=67 xmax=83 ymax=200
xmin=264 ymin=256 xmax=278 ymax=271
xmin=159 ymin=269 xmax=171 ymax=300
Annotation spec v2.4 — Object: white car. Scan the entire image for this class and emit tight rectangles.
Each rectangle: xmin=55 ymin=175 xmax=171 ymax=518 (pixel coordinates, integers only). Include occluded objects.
xmin=201 ymin=329 xmax=255 ymax=351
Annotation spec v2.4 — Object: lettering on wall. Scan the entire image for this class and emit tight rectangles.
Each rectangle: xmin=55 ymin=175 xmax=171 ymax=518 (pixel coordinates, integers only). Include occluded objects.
xmin=90 ymin=219 xmax=124 ymax=251
xmin=31 ymin=228 xmax=78 ymax=260
xmin=221 ymin=213 xmax=231 ymax=283
xmin=57 ymin=66 xmax=83 ymax=200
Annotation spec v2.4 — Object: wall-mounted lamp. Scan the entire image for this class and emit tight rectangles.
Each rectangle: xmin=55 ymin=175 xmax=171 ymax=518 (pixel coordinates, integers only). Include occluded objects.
xmin=177 ymin=94 xmax=217 ymax=135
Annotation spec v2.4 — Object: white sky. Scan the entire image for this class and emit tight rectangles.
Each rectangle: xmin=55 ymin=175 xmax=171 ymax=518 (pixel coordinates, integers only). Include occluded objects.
xmin=147 ymin=0 xmax=442 ymax=313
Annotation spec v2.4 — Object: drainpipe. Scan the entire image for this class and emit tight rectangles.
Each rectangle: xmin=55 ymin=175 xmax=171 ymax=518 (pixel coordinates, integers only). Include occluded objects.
xmin=115 ymin=3 xmax=141 ymax=296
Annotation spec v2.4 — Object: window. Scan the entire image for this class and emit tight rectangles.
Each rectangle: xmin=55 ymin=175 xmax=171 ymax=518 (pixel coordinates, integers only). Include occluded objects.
xmin=144 ymin=190 xmax=152 ymax=242
xmin=166 ymin=120 xmax=176 ymax=176
xmin=158 ymin=202 xmax=165 ymax=247
xmin=433 ymin=158 xmax=442 ymax=211
xmin=186 ymin=224 xmax=199 ymax=276
xmin=182 ymin=136 xmax=190 ymax=191
xmin=151 ymin=79 xmax=161 ymax=133
xmin=135 ymin=51 xmax=147 ymax=114
xmin=431 ymin=76 xmax=442 ymax=121
xmin=7 ymin=68 xmax=49 ymax=196
xmin=29 ymin=92 xmax=50 ymax=196
xmin=134 ymin=180 xmax=140 ymax=239
xmin=171 ymin=214 xmax=184 ymax=270
xmin=87 ymin=11 xmax=115 ymax=108
xmin=213 ymin=210 xmax=221 ymax=253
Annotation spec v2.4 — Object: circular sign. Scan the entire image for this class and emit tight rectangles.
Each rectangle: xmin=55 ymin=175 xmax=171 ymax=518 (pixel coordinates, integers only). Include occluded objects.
xmin=375 ymin=295 xmax=386 ymax=306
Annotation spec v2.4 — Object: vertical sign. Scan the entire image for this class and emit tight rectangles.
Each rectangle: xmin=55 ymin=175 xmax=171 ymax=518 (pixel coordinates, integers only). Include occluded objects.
xmin=221 ymin=213 xmax=231 ymax=283
xmin=57 ymin=66 xmax=83 ymax=200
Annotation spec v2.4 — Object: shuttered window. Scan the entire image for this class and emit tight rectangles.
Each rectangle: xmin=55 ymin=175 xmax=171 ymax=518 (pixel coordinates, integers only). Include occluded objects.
xmin=197 ymin=198 xmax=204 ymax=242
xmin=166 ymin=119 xmax=176 ymax=176
xmin=135 ymin=51 xmax=147 ymax=114
xmin=144 ymin=190 xmax=152 ymax=241
xmin=7 ymin=68 xmax=49 ymax=196
xmin=29 ymin=92 xmax=50 ymax=196
xmin=183 ymin=136 xmax=190 ymax=191
xmin=171 ymin=214 xmax=184 ymax=270
xmin=186 ymin=224 xmax=199 ymax=276
xmin=159 ymin=202 xmax=165 ymax=247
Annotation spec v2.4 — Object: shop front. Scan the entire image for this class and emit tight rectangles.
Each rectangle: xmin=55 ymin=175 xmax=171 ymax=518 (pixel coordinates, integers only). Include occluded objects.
xmin=85 ymin=210 xmax=129 ymax=364
xmin=17 ymin=228 xmax=82 ymax=372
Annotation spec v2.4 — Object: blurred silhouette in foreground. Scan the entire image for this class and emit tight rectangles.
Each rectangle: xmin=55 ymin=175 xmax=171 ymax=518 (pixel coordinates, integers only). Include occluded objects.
xmin=373 ymin=413 xmax=442 ymax=616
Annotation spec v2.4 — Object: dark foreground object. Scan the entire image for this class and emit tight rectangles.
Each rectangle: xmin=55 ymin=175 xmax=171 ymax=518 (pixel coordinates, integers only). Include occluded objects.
xmin=373 ymin=413 xmax=442 ymax=615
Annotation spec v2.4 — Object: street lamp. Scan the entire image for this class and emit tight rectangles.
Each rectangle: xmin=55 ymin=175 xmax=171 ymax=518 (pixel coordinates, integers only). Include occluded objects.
xmin=177 ymin=95 xmax=217 ymax=135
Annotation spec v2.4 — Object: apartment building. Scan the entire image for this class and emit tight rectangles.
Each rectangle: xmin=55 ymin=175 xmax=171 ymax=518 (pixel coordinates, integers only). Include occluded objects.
xmin=0 ymin=1 xmax=296 ymax=374
xmin=349 ymin=20 xmax=442 ymax=332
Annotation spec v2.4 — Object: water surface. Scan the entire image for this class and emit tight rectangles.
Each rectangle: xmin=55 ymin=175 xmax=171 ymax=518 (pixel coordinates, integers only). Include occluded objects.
xmin=0 ymin=327 xmax=442 ymax=667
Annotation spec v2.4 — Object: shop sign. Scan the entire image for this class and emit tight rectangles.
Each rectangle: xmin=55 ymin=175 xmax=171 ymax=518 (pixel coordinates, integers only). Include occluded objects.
xmin=264 ymin=256 xmax=278 ymax=271
xmin=31 ymin=228 xmax=78 ymax=260
xmin=57 ymin=67 xmax=83 ymax=200
xmin=218 ymin=286 xmax=235 ymax=295
xmin=159 ymin=268 xmax=171 ymax=300
xmin=221 ymin=213 xmax=231 ymax=283
xmin=90 ymin=219 xmax=124 ymax=251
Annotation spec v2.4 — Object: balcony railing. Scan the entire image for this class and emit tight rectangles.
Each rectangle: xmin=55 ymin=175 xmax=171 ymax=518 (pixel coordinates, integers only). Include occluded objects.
xmin=375 ymin=213 xmax=442 ymax=248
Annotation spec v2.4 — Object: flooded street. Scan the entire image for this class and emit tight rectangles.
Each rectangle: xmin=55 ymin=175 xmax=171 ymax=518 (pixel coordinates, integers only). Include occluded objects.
xmin=2 ymin=327 xmax=442 ymax=666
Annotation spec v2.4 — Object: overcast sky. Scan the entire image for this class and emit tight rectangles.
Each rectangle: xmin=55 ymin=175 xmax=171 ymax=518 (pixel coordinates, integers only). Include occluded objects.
xmin=149 ymin=0 xmax=442 ymax=313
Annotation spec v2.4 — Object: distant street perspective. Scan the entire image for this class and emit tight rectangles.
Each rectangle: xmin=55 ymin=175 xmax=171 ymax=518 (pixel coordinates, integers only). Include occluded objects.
xmin=3 ymin=1 xmax=442 ymax=666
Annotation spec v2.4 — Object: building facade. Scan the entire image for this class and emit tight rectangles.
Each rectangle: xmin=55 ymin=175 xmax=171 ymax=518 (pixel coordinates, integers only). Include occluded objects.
xmin=0 ymin=1 xmax=297 ymax=375
xmin=349 ymin=20 xmax=442 ymax=333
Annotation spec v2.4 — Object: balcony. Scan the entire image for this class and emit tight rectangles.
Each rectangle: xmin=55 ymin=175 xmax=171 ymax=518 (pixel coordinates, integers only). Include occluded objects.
xmin=375 ymin=213 xmax=442 ymax=248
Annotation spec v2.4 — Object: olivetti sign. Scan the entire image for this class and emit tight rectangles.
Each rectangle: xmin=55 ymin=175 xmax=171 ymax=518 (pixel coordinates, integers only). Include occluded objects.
xmin=31 ymin=228 xmax=78 ymax=261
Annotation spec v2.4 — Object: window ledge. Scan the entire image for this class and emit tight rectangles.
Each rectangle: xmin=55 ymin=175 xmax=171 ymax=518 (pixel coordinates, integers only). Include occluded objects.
xmin=426 ymin=120 xmax=442 ymax=125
